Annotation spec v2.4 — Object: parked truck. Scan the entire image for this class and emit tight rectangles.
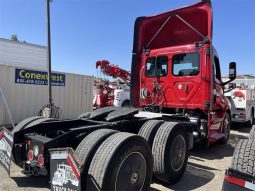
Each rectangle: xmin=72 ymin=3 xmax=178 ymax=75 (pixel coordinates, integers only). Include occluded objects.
xmin=93 ymin=60 xmax=131 ymax=109
xmin=222 ymin=126 xmax=255 ymax=191
xmin=225 ymin=78 xmax=255 ymax=126
xmin=0 ymin=1 xmax=237 ymax=191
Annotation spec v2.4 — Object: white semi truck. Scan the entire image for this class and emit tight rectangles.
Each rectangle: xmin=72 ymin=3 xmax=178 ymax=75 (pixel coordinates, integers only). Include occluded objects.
xmin=225 ymin=76 xmax=255 ymax=126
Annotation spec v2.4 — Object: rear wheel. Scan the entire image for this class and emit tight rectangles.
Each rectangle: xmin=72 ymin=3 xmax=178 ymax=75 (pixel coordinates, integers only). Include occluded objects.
xmin=75 ymin=129 xmax=118 ymax=188
xmin=11 ymin=116 xmax=43 ymax=134
xmin=152 ymin=122 xmax=189 ymax=184
xmin=138 ymin=120 xmax=164 ymax=147
xmin=249 ymin=125 xmax=255 ymax=140
xmin=231 ymin=139 xmax=255 ymax=176
xmin=248 ymin=109 xmax=254 ymax=127
xmin=87 ymin=132 xmax=152 ymax=191
xmin=121 ymin=100 xmax=130 ymax=107
xmin=77 ymin=112 xmax=91 ymax=119
xmin=12 ymin=117 xmax=56 ymax=167
xmin=25 ymin=117 xmax=56 ymax=129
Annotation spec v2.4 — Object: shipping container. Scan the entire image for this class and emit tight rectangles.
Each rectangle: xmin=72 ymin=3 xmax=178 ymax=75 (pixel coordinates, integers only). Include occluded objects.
xmin=0 ymin=64 xmax=93 ymax=126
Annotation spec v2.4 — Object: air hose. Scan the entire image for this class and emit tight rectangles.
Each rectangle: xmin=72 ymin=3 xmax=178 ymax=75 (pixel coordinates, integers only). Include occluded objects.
xmin=142 ymin=81 xmax=166 ymax=106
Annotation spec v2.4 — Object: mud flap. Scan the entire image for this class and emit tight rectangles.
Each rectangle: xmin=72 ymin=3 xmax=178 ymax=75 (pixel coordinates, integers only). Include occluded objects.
xmin=50 ymin=148 xmax=82 ymax=191
xmin=0 ymin=127 xmax=13 ymax=175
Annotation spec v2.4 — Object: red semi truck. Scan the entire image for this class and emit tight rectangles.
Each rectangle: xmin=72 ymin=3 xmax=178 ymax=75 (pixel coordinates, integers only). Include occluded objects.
xmin=0 ymin=1 xmax=237 ymax=191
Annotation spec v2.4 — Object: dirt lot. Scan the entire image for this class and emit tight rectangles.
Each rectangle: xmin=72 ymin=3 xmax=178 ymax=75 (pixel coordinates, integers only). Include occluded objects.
xmin=0 ymin=124 xmax=251 ymax=191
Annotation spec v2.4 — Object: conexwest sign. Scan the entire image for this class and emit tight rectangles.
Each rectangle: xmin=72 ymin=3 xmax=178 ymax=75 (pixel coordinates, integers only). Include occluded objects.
xmin=15 ymin=68 xmax=65 ymax=86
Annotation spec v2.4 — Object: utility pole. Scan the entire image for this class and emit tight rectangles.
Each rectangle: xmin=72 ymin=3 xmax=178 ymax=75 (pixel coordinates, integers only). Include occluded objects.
xmin=39 ymin=0 xmax=60 ymax=118
xmin=46 ymin=0 xmax=53 ymax=106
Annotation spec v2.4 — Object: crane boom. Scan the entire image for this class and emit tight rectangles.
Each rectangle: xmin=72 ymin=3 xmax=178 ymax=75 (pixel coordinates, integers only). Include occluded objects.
xmin=96 ymin=60 xmax=131 ymax=86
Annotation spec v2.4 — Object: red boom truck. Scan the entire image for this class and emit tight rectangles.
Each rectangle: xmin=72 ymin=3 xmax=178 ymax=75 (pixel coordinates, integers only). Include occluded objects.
xmin=0 ymin=1 xmax=237 ymax=191
xmin=93 ymin=60 xmax=131 ymax=109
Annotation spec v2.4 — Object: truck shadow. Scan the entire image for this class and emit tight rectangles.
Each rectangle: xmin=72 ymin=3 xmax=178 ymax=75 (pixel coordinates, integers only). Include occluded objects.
xmin=231 ymin=122 xmax=252 ymax=134
xmin=191 ymin=131 xmax=248 ymax=160
xmin=11 ymin=176 xmax=50 ymax=189
xmin=149 ymin=162 xmax=215 ymax=191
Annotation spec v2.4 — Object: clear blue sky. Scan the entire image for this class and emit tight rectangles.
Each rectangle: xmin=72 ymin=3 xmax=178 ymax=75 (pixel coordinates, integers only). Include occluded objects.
xmin=0 ymin=0 xmax=254 ymax=76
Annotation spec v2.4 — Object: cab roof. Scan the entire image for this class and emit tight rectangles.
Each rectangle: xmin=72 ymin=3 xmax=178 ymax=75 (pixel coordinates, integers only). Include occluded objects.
xmin=132 ymin=0 xmax=212 ymax=54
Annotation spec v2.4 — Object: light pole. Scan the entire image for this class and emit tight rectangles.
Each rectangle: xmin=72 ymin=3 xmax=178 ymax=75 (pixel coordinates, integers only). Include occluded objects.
xmin=46 ymin=0 xmax=52 ymax=106
xmin=39 ymin=0 xmax=61 ymax=118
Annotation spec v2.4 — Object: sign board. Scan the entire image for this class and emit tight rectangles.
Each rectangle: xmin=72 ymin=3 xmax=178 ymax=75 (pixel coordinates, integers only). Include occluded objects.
xmin=50 ymin=148 xmax=81 ymax=191
xmin=15 ymin=68 xmax=65 ymax=86
xmin=0 ymin=127 xmax=13 ymax=175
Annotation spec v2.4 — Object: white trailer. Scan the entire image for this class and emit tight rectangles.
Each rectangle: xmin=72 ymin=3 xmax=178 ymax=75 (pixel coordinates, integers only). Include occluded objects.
xmin=226 ymin=78 xmax=255 ymax=126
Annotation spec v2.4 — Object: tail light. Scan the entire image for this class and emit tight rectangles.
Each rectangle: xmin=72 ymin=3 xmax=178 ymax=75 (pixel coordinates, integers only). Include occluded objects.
xmin=28 ymin=150 xmax=34 ymax=161
xmin=38 ymin=155 xmax=44 ymax=166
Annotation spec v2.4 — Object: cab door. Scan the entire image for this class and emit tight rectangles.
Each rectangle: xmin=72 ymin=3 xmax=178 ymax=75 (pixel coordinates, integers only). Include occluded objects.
xmin=164 ymin=51 xmax=204 ymax=109
xmin=209 ymin=56 xmax=229 ymax=141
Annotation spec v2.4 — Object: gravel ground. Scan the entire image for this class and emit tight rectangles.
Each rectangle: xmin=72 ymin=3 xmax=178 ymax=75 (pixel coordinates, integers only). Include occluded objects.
xmin=0 ymin=124 xmax=251 ymax=191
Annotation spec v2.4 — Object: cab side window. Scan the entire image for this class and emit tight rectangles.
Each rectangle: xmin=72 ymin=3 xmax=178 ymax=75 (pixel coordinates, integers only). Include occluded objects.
xmin=146 ymin=56 xmax=168 ymax=77
xmin=172 ymin=53 xmax=200 ymax=76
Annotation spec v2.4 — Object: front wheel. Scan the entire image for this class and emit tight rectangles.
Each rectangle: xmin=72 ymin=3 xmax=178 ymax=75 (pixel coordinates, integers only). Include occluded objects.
xmin=247 ymin=109 xmax=254 ymax=127
xmin=219 ymin=113 xmax=231 ymax=144
xmin=121 ymin=100 xmax=130 ymax=107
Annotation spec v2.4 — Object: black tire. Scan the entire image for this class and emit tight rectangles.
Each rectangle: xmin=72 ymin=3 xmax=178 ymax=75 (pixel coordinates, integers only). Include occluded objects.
xmin=247 ymin=109 xmax=254 ymax=127
xmin=249 ymin=125 xmax=255 ymax=140
xmin=87 ymin=132 xmax=153 ymax=191
xmin=138 ymin=120 xmax=164 ymax=147
xmin=77 ymin=112 xmax=91 ymax=119
xmin=152 ymin=122 xmax=189 ymax=184
xmin=75 ymin=129 xmax=118 ymax=189
xmin=12 ymin=117 xmax=56 ymax=167
xmin=25 ymin=117 xmax=56 ymax=129
xmin=12 ymin=116 xmax=43 ymax=134
xmin=121 ymin=100 xmax=130 ymax=107
xmin=231 ymin=139 xmax=255 ymax=176
xmin=218 ymin=113 xmax=231 ymax=144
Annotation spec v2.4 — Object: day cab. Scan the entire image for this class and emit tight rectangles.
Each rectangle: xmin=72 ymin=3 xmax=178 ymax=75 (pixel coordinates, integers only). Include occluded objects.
xmin=130 ymin=0 xmax=237 ymax=145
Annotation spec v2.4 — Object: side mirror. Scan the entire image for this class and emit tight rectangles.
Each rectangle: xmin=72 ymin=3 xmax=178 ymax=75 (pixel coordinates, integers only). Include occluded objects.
xmin=223 ymin=62 xmax=237 ymax=87
xmin=229 ymin=62 xmax=236 ymax=80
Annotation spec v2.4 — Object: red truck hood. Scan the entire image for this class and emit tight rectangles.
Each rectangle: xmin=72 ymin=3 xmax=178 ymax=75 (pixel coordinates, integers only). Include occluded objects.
xmin=132 ymin=0 xmax=212 ymax=53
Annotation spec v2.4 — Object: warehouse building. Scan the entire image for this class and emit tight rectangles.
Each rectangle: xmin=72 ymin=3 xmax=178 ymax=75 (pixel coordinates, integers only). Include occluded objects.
xmin=0 ymin=37 xmax=93 ymax=126
xmin=0 ymin=37 xmax=47 ymax=70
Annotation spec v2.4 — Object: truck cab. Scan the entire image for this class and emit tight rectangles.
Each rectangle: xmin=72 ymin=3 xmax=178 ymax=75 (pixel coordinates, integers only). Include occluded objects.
xmin=131 ymin=0 xmax=236 ymax=144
